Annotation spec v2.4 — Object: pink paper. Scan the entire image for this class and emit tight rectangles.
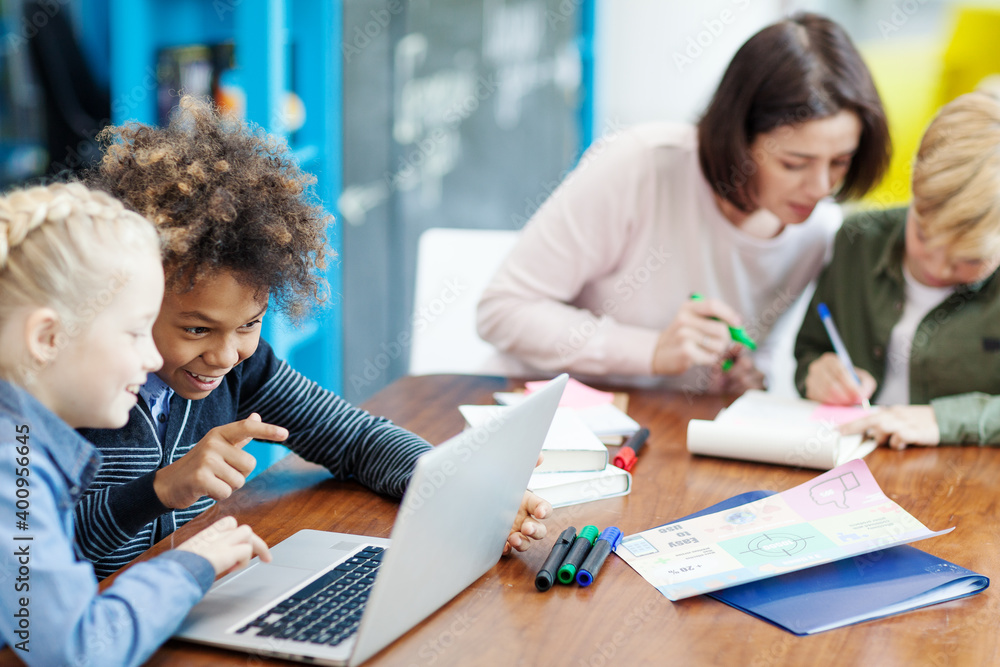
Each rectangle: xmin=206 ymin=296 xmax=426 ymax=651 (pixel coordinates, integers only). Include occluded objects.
xmin=524 ymin=377 xmax=614 ymax=409
xmin=809 ymin=405 xmax=869 ymax=425
xmin=780 ymin=458 xmax=885 ymax=520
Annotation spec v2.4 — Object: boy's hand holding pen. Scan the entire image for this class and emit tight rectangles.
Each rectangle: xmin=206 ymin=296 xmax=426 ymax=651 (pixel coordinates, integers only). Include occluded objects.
xmin=804 ymin=353 xmax=877 ymax=407
xmin=805 ymin=303 xmax=877 ymax=408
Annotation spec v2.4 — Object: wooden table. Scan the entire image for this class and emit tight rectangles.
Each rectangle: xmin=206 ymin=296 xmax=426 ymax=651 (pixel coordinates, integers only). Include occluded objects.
xmin=64 ymin=376 xmax=1000 ymax=665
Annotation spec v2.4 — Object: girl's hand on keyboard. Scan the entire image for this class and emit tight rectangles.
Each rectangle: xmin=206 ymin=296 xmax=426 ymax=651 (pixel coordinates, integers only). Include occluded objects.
xmin=178 ymin=515 xmax=272 ymax=576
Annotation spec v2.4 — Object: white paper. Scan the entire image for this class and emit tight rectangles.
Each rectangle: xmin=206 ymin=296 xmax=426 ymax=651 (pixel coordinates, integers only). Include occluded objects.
xmin=687 ymin=391 xmax=877 ymax=470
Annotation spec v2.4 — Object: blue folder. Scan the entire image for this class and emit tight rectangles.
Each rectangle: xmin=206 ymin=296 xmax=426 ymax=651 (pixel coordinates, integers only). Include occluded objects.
xmin=670 ymin=491 xmax=989 ymax=635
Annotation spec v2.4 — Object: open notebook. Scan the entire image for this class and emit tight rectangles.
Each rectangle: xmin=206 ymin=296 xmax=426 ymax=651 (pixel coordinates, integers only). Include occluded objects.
xmin=687 ymin=390 xmax=877 ymax=469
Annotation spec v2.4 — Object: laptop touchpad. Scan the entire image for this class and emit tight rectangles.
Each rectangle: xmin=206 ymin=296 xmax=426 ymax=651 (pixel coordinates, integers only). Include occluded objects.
xmin=269 ymin=534 xmax=367 ymax=570
xmin=211 ymin=563 xmax=315 ymax=602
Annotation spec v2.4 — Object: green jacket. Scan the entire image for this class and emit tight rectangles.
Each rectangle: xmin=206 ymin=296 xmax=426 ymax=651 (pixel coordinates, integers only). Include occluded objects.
xmin=794 ymin=207 xmax=1000 ymax=445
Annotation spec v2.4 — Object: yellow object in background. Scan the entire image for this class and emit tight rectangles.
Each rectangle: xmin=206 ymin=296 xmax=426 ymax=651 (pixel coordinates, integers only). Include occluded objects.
xmin=938 ymin=6 xmax=1000 ymax=105
xmin=858 ymin=5 xmax=1000 ymax=211
xmin=860 ymin=35 xmax=943 ymax=210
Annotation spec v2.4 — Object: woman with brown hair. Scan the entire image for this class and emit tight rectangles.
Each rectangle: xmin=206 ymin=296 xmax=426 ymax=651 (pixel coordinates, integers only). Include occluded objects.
xmin=477 ymin=13 xmax=890 ymax=395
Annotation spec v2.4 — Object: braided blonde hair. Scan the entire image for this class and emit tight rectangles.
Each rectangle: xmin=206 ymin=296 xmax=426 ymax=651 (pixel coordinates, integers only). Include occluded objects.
xmin=0 ymin=183 xmax=161 ymax=346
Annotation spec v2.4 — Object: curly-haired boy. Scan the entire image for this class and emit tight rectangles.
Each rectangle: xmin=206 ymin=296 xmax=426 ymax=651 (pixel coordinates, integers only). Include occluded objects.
xmin=78 ymin=98 xmax=549 ymax=578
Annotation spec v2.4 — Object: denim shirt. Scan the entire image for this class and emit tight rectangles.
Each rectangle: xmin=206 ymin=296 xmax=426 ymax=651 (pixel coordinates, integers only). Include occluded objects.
xmin=0 ymin=379 xmax=214 ymax=666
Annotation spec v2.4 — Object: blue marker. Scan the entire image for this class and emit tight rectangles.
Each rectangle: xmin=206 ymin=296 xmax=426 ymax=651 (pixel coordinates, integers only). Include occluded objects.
xmin=817 ymin=303 xmax=871 ymax=410
xmin=576 ymin=527 xmax=623 ymax=587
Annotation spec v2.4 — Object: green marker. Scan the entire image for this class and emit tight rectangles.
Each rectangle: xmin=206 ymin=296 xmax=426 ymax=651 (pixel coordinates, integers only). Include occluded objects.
xmin=557 ymin=525 xmax=599 ymax=584
xmin=690 ymin=293 xmax=756 ymax=371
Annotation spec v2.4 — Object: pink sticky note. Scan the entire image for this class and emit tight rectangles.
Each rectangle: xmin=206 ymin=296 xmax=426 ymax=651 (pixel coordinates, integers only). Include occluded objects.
xmin=524 ymin=377 xmax=614 ymax=408
xmin=810 ymin=405 xmax=869 ymax=425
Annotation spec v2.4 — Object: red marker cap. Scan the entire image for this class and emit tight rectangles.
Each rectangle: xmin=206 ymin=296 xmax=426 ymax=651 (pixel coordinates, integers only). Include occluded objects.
xmin=613 ymin=448 xmax=637 ymax=472
xmin=612 ymin=427 xmax=648 ymax=472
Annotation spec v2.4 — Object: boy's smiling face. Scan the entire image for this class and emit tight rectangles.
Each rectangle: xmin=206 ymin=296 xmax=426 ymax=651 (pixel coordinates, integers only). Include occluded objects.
xmin=153 ymin=269 xmax=268 ymax=399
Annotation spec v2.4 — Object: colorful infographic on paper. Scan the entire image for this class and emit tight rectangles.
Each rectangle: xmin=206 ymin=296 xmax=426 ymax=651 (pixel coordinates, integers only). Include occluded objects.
xmin=617 ymin=459 xmax=952 ymax=601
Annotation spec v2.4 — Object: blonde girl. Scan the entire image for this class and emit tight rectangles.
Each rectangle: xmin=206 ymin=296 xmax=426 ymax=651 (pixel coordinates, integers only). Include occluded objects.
xmin=0 ymin=183 xmax=269 ymax=666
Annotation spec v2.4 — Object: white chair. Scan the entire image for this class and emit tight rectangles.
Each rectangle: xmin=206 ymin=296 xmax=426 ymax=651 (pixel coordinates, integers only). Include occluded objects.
xmin=408 ymin=227 xmax=520 ymax=375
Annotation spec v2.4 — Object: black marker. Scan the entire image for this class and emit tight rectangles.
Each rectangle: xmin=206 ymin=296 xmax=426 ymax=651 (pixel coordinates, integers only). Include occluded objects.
xmin=535 ymin=527 xmax=577 ymax=592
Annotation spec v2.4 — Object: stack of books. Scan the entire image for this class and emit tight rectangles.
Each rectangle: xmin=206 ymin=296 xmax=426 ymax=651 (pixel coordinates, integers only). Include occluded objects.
xmin=458 ymin=405 xmax=632 ymax=507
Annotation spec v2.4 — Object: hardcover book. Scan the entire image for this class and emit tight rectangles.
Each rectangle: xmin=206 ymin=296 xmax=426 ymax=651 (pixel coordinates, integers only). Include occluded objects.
xmin=459 ymin=405 xmax=607 ymax=473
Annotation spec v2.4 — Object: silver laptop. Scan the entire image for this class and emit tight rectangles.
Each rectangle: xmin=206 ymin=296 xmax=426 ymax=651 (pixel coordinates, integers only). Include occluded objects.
xmin=176 ymin=374 xmax=567 ymax=665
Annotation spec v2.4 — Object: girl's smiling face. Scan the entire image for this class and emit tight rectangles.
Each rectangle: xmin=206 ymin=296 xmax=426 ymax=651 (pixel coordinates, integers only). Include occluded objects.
xmin=34 ymin=253 xmax=165 ymax=428
xmin=152 ymin=270 xmax=268 ymax=400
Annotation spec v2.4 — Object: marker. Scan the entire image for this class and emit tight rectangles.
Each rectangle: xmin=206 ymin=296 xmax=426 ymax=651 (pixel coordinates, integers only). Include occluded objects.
xmin=576 ymin=527 xmax=623 ymax=587
xmin=535 ymin=527 xmax=577 ymax=592
xmin=557 ymin=525 xmax=598 ymax=584
xmin=613 ymin=427 xmax=649 ymax=472
xmin=817 ymin=303 xmax=871 ymax=410
xmin=690 ymin=294 xmax=756 ymax=371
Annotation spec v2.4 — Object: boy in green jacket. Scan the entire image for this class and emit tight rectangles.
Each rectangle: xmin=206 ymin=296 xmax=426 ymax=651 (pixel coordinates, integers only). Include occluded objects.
xmin=795 ymin=90 xmax=1000 ymax=449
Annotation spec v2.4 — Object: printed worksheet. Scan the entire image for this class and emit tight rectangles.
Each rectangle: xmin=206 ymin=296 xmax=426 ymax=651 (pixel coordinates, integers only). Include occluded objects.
xmin=617 ymin=459 xmax=952 ymax=600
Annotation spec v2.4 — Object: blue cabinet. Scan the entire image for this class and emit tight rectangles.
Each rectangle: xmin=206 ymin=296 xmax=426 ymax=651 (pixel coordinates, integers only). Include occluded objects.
xmin=0 ymin=4 xmax=48 ymax=186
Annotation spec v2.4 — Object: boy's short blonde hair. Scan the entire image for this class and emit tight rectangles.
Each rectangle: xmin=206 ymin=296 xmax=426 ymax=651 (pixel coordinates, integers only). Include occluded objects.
xmin=912 ymin=90 xmax=1000 ymax=260
xmin=0 ymin=182 xmax=160 ymax=341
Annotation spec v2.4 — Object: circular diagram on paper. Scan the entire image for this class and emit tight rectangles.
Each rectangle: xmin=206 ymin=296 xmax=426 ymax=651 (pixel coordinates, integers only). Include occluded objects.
xmin=742 ymin=532 xmax=811 ymax=557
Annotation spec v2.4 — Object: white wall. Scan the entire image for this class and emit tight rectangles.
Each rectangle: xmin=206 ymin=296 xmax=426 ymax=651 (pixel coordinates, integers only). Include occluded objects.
xmin=592 ymin=0 xmax=986 ymax=129
xmin=594 ymin=0 xmax=789 ymax=129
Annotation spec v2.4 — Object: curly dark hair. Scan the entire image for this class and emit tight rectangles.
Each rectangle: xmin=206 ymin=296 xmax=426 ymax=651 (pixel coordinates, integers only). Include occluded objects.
xmin=86 ymin=96 xmax=332 ymax=318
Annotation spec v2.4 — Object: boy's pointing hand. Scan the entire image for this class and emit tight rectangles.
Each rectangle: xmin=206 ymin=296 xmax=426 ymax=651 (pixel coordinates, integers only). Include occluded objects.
xmin=153 ymin=413 xmax=289 ymax=509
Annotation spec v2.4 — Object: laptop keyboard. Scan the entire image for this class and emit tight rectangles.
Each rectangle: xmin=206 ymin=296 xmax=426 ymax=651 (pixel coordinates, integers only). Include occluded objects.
xmin=235 ymin=545 xmax=386 ymax=646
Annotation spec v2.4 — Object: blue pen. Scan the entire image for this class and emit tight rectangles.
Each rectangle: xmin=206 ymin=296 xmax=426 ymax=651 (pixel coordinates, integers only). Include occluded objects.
xmin=576 ymin=527 xmax=623 ymax=587
xmin=816 ymin=303 xmax=871 ymax=410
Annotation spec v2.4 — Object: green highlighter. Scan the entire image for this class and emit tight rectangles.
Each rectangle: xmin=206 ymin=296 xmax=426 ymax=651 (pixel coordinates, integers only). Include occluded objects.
xmin=690 ymin=293 xmax=757 ymax=371
xmin=557 ymin=525 xmax=599 ymax=584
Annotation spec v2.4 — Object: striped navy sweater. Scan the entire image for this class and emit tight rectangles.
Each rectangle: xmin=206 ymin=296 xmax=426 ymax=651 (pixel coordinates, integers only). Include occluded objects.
xmin=76 ymin=338 xmax=432 ymax=579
